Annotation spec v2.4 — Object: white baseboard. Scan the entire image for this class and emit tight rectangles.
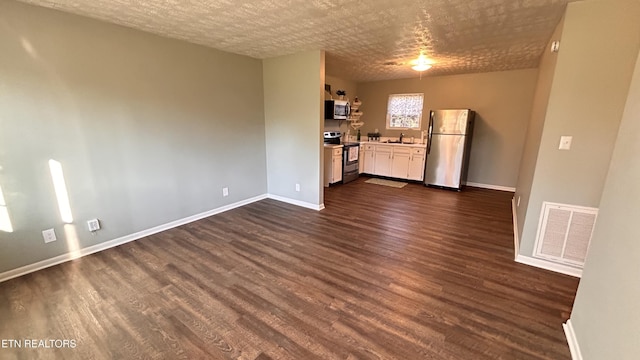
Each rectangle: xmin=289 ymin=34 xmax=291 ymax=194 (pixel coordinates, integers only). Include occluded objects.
xmin=0 ymin=194 xmax=268 ymax=283
xmin=563 ymin=319 xmax=583 ymax=360
xmin=515 ymin=254 xmax=582 ymax=278
xmin=512 ymin=197 xmax=520 ymax=260
xmin=466 ymin=182 xmax=515 ymax=192
xmin=267 ymin=194 xmax=324 ymax=211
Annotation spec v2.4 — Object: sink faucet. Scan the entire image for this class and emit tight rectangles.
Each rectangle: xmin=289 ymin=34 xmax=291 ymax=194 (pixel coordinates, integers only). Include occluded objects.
xmin=399 ymin=133 xmax=405 ymax=143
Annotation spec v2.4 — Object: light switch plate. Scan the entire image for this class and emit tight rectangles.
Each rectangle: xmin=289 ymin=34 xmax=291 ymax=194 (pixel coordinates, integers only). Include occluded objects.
xmin=559 ymin=136 xmax=572 ymax=150
xmin=42 ymin=228 xmax=57 ymax=243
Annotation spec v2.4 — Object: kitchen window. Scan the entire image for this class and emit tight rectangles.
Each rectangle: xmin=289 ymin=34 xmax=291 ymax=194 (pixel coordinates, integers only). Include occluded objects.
xmin=386 ymin=93 xmax=424 ymax=129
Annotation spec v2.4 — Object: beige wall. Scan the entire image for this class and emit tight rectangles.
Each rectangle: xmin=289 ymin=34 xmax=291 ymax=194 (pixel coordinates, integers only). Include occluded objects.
xmin=514 ymin=16 xmax=565 ymax=238
xmin=324 ymin=75 xmax=358 ymax=133
xmin=518 ymin=0 xmax=640 ymax=257
xmin=263 ymin=51 xmax=324 ymax=207
xmin=0 ymin=1 xmax=267 ymax=273
xmin=569 ymin=46 xmax=640 ymax=360
xmin=357 ymin=69 xmax=538 ymax=188
xmin=325 ymin=75 xmax=358 ymax=102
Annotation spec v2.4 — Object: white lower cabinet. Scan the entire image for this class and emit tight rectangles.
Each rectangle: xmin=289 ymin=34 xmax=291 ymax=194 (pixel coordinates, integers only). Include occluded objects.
xmin=408 ymin=148 xmax=426 ymax=181
xmin=363 ymin=144 xmax=375 ymax=174
xmin=361 ymin=143 xmax=426 ymax=181
xmin=373 ymin=146 xmax=393 ymax=177
xmin=326 ymin=144 xmax=424 ymax=185
xmin=391 ymin=147 xmax=411 ymax=178
xmin=324 ymin=147 xmax=343 ymax=187
xmin=332 ymin=153 xmax=342 ymax=183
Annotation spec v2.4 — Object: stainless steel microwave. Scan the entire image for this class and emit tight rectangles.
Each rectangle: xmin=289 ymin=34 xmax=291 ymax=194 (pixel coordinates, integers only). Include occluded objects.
xmin=325 ymin=99 xmax=350 ymax=120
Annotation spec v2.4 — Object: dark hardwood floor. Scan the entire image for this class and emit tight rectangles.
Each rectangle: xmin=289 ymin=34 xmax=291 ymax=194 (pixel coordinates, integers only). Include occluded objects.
xmin=0 ymin=177 xmax=579 ymax=359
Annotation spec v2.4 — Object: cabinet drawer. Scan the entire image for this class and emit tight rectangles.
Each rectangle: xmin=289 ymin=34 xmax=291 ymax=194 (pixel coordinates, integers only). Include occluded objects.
xmin=364 ymin=144 xmax=376 ymax=151
xmin=393 ymin=147 xmax=411 ymax=154
xmin=411 ymin=147 xmax=425 ymax=155
xmin=375 ymin=145 xmax=393 ymax=152
xmin=333 ymin=148 xmax=343 ymax=156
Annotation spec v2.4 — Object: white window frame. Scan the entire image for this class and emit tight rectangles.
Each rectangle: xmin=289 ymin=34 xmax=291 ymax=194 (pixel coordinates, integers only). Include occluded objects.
xmin=385 ymin=93 xmax=424 ymax=130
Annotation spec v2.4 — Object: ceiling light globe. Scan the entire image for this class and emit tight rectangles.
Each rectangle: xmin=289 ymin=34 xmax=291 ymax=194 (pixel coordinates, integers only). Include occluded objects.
xmin=412 ymin=64 xmax=432 ymax=71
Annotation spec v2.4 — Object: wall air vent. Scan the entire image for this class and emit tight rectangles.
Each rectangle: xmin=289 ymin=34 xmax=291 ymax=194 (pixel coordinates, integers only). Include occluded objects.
xmin=533 ymin=202 xmax=598 ymax=268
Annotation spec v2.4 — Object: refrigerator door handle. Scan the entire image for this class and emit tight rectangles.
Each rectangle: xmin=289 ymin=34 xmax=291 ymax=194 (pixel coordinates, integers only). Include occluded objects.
xmin=427 ymin=112 xmax=434 ymax=154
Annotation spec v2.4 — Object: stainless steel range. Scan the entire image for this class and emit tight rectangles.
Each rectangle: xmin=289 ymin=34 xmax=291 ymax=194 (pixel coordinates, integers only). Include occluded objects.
xmin=323 ymin=131 xmax=341 ymax=144
xmin=341 ymin=143 xmax=359 ymax=184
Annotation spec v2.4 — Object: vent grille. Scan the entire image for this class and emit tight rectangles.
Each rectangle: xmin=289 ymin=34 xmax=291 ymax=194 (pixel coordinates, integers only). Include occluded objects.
xmin=534 ymin=202 xmax=598 ymax=267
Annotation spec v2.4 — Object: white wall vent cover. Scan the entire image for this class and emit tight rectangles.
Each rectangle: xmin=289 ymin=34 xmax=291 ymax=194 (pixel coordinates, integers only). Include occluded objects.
xmin=533 ymin=202 xmax=598 ymax=267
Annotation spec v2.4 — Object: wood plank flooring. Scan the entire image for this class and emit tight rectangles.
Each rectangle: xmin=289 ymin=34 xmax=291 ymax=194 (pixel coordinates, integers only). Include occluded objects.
xmin=0 ymin=177 xmax=579 ymax=359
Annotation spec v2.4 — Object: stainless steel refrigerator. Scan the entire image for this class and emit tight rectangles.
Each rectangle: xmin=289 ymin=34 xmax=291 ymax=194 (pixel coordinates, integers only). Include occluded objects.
xmin=424 ymin=109 xmax=475 ymax=190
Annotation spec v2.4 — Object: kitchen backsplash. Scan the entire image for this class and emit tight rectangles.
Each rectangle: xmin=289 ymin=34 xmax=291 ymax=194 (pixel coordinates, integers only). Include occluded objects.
xmin=323 ymin=124 xmax=427 ymax=144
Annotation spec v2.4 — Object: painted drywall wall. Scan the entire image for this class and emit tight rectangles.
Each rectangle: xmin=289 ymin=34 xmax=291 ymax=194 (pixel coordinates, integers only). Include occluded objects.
xmin=514 ymin=16 xmax=565 ymax=238
xmin=357 ymin=69 xmax=538 ymax=188
xmin=569 ymin=46 xmax=640 ymax=360
xmin=519 ymin=0 xmax=640 ymax=257
xmin=325 ymin=75 xmax=358 ymax=102
xmin=0 ymin=1 xmax=267 ymax=273
xmin=263 ymin=51 xmax=324 ymax=207
xmin=323 ymin=75 xmax=357 ymax=133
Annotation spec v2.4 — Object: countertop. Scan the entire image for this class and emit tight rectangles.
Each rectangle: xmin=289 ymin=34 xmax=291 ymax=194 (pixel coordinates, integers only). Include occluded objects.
xmin=323 ymin=143 xmax=344 ymax=149
xmin=324 ymin=141 xmax=426 ymax=149
xmin=359 ymin=141 xmax=426 ymax=148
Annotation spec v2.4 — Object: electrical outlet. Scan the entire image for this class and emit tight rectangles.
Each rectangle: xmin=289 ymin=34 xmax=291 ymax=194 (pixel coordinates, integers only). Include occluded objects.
xmin=87 ymin=219 xmax=100 ymax=232
xmin=559 ymin=136 xmax=572 ymax=150
xmin=295 ymin=183 xmax=300 ymax=192
xmin=42 ymin=228 xmax=57 ymax=243
xmin=222 ymin=187 xmax=229 ymax=197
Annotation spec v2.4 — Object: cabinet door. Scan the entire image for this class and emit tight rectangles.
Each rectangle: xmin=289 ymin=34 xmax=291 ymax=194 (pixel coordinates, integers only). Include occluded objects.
xmin=391 ymin=152 xmax=410 ymax=179
xmin=323 ymin=148 xmax=332 ymax=187
xmin=374 ymin=151 xmax=392 ymax=176
xmin=359 ymin=146 xmax=365 ymax=174
xmin=363 ymin=151 xmax=375 ymax=174
xmin=408 ymin=154 xmax=425 ymax=181
xmin=332 ymin=155 xmax=343 ymax=183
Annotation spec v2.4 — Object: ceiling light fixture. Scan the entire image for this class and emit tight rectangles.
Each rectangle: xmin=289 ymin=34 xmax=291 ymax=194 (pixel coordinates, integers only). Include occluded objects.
xmin=411 ymin=54 xmax=432 ymax=72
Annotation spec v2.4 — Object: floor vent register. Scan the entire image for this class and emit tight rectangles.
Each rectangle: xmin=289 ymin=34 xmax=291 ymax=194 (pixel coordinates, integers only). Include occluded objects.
xmin=533 ymin=202 xmax=598 ymax=268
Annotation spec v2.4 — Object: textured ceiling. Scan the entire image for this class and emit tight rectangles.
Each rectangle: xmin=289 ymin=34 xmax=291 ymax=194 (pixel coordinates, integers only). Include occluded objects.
xmin=18 ymin=0 xmax=579 ymax=82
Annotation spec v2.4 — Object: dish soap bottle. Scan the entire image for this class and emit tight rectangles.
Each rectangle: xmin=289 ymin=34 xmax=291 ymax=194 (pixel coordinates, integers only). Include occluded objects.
xmin=356 ymin=129 xmax=361 ymax=141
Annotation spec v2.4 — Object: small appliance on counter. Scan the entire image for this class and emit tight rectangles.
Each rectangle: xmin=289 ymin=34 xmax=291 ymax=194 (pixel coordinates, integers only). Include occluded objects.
xmin=367 ymin=132 xmax=381 ymax=141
